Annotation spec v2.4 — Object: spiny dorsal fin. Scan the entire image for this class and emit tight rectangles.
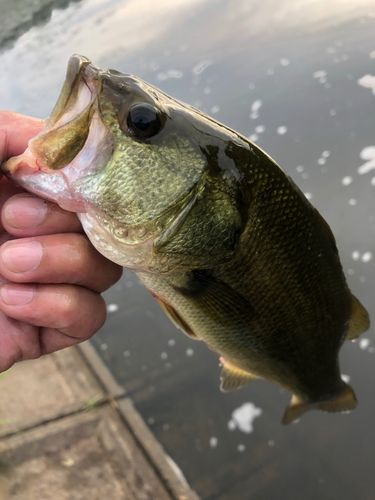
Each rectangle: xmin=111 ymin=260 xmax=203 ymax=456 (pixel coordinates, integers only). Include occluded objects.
xmin=156 ymin=298 xmax=199 ymax=339
xmin=346 ymin=294 xmax=370 ymax=341
xmin=282 ymin=382 xmax=357 ymax=425
xmin=219 ymin=357 xmax=258 ymax=392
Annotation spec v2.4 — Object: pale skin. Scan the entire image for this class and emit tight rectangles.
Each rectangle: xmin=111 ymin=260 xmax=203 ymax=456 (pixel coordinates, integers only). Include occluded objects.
xmin=0 ymin=111 xmax=123 ymax=373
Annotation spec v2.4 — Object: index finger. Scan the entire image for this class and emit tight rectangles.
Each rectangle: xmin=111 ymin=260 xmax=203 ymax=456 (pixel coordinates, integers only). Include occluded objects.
xmin=2 ymin=193 xmax=83 ymax=237
xmin=0 ymin=110 xmax=45 ymax=164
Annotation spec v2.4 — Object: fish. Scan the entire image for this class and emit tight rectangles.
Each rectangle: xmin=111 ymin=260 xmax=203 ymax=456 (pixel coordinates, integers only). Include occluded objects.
xmin=2 ymin=55 xmax=370 ymax=424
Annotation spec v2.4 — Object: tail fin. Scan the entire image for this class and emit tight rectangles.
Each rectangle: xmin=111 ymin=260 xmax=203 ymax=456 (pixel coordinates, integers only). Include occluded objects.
xmin=346 ymin=294 xmax=370 ymax=341
xmin=282 ymin=383 xmax=357 ymax=425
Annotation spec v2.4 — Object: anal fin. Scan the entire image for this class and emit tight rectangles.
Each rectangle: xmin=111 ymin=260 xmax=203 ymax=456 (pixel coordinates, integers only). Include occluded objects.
xmin=282 ymin=382 xmax=357 ymax=425
xmin=346 ymin=294 xmax=370 ymax=341
xmin=220 ymin=357 xmax=258 ymax=392
xmin=156 ymin=298 xmax=199 ymax=339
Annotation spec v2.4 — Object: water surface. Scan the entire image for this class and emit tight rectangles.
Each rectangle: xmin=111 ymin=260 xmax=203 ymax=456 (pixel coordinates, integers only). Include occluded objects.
xmin=1 ymin=1 xmax=375 ymax=498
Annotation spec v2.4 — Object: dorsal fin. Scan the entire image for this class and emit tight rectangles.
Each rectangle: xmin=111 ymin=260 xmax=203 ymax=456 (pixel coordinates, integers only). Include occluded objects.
xmin=346 ymin=294 xmax=370 ymax=341
xmin=219 ymin=357 xmax=258 ymax=392
xmin=282 ymin=382 xmax=357 ymax=425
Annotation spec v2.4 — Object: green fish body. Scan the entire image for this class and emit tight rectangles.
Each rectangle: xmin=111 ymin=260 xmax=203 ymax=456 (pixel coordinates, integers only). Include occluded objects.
xmin=3 ymin=55 xmax=370 ymax=423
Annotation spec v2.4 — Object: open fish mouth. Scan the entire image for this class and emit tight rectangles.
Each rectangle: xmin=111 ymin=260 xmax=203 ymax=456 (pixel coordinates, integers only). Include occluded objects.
xmin=4 ymin=55 xmax=100 ymax=174
xmin=1 ymin=55 xmax=112 ymax=212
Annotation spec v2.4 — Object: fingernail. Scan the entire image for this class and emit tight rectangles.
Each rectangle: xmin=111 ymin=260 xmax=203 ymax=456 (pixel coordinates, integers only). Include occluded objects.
xmin=4 ymin=195 xmax=48 ymax=229
xmin=1 ymin=240 xmax=43 ymax=273
xmin=0 ymin=284 xmax=35 ymax=305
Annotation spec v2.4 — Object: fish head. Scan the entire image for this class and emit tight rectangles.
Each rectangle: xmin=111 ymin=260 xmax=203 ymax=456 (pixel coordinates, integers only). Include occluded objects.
xmin=2 ymin=55 xmax=246 ymax=270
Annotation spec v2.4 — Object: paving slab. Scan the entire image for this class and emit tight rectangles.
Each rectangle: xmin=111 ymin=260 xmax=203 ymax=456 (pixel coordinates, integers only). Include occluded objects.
xmin=0 ymin=348 xmax=105 ymax=439
xmin=0 ymin=345 xmax=199 ymax=500
xmin=0 ymin=405 xmax=173 ymax=500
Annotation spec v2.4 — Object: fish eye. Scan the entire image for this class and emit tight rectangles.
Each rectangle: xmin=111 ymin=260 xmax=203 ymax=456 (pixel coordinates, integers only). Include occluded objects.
xmin=126 ymin=103 xmax=161 ymax=139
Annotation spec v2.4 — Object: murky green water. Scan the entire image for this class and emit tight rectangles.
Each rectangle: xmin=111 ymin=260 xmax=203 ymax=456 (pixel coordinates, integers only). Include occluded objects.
xmin=1 ymin=1 xmax=375 ymax=498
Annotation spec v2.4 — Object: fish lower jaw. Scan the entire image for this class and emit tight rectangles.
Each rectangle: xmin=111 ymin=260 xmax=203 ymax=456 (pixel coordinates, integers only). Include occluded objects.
xmin=2 ymin=148 xmax=47 ymax=176
xmin=79 ymin=212 xmax=156 ymax=269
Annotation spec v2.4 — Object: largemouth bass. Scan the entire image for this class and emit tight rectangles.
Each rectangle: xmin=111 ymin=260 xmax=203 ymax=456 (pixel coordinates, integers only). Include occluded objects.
xmin=2 ymin=55 xmax=370 ymax=424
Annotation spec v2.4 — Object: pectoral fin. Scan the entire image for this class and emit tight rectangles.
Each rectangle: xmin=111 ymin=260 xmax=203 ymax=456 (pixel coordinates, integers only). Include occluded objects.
xmin=346 ymin=294 xmax=370 ymax=341
xmin=176 ymin=271 xmax=259 ymax=350
xmin=155 ymin=298 xmax=199 ymax=339
xmin=282 ymin=383 xmax=357 ymax=425
xmin=220 ymin=357 xmax=258 ymax=392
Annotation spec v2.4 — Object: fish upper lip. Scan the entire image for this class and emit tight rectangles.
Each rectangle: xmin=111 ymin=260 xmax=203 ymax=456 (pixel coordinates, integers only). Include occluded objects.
xmin=41 ymin=55 xmax=99 ymax=133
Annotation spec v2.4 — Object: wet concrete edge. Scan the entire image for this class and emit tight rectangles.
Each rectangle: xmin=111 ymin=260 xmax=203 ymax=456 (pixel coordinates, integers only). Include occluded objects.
xmin=77 ymin=341 xmax=200 ymax=500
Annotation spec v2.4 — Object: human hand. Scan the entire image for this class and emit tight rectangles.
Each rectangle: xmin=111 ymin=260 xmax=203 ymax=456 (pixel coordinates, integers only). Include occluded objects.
xmin=0 ymin=111 xmax=122 ymax=372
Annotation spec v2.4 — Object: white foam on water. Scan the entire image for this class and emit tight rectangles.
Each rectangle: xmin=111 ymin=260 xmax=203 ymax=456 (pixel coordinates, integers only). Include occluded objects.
xmin=359 ymin=338 xmax=371 ymax=350
xmin=358 ymin=146 xmax=375 ymax=174
xmin=228 ymin=402 xmax=263 ymax=434
xmin=351 ymin=250 xmax=361 ymax=261
xmin=277 ymin=126 xmax=287 ymax=135
xmin=251 ymin=99 xmax=262 ymax=112
xmin=358 ymin=74 xmax=375 ymax=94
xmin=342 ymin=176 xmax=353 ymax=186
xmin=313 ymin=70 xmax=327 ymax=79
xmin=228 ymin=420 xmax=236 ymax=431
xmin=107 ymin=303 xmax=119 ymax=313
xmin=209 ymin=437 xmax=218 ymax=448
xmin=255 ymin=125 xmax=265 ymax=133
xmin=280 ymin=58 xmax=290 ymax=66
xmin=192 ymin=59 xmax=213 ymax=75
xmin=156 ymin=69 xmax=183 ymax=81
xmin=361 ymin=252 xmax=373 ymax=263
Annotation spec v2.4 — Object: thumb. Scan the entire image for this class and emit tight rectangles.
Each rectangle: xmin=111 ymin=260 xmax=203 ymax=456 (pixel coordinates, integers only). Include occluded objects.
xmin=0 ymin=111 xmax=45 ymax=164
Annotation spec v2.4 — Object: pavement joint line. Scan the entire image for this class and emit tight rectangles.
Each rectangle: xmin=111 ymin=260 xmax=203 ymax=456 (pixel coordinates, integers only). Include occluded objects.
xmin=0 ymin=398 xmax=110 ymax=441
